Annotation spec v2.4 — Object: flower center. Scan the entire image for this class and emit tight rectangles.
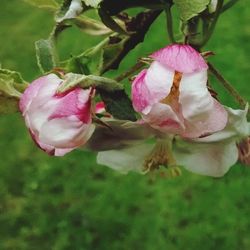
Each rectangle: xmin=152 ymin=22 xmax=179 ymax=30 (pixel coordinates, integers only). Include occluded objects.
xmin=161 ymin=71 xmax=182 ymax=107
xmin=143 ymin=139 xmax=176 ymax=172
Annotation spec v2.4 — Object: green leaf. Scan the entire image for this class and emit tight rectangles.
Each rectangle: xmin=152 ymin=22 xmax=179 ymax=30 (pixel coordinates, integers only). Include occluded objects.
xmin=35 ymin=39 xmax=56 ymax=73
xmin=56 ymin=0 xmax=84 ymax=23
xmin=58 ymin=73 xmax=123 ymax=93
xmin=65 ymin=38 xmax=109 ymax=75
xmin=72 ymin=16 xmax=111 ymax=35
xmin=0 ymin=69 xmax=28 ymax=114
xmin=101 ymin=35 xmax=129 ymax=74
xmin=22 ymin=0 xmax=58 ymax=10
xmin=98 ymin=8 xmax=128 ymax=35
xmin=173 ymin=0 xmax=210 ymax=21
xmin=84 ymin=0 xmax=102 ymax=8
xmin=100 ymin=90 xmax=137 ymax=121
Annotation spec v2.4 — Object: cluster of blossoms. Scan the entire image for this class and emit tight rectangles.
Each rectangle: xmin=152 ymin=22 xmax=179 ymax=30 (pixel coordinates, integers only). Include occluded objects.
xmin=20 ymin=44 xmax=249 ymax=177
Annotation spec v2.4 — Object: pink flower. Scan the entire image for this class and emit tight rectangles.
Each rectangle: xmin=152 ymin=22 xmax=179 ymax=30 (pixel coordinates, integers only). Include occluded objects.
xmin=19 ymin=73 xmax=95 ymax=156
xmin=132 ymin=44 xmax=228 ymax=138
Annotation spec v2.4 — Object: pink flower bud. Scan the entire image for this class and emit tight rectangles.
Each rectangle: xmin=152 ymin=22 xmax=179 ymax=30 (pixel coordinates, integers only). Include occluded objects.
xmin=19 ymin=74 xmax=95 ymax=156
xmin=132 ymin=44 xmax=228 ymax=138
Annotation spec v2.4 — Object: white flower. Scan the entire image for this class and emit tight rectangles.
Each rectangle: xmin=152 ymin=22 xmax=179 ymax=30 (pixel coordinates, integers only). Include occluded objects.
xmin=93 ymin=106 xmax=249 ymax=177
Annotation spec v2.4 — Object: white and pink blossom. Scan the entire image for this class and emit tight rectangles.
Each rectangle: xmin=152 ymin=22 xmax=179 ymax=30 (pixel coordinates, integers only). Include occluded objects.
xmin=132 ymin=44 xmax=228 ymax=138
xmin=20 ymin=73 xmax=95 ymax=156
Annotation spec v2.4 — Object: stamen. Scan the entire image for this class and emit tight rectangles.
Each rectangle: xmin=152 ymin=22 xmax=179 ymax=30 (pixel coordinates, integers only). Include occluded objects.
xmin=161 ymin=71 xmax=182 ymax=106
xmin=143 ymin=139 xmax=176 ymax=172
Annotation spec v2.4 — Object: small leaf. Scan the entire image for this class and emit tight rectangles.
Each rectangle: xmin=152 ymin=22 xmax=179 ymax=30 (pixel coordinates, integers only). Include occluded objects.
xmin=58 ymin=73 xmax=123 ymax=93
xmin=173 ymin=0 xmax=210 ymax=21
xmin=0 ymin=68 xmax=27 ymax=114
xmin=72 ymin=16 xmax=112 ymax=35
xmin=35 ymin=39 xmax=56 ymax=73
xmin=22 ymin=0 xmax=58 ymax=10
xmin=100 ymin=90 xmax=137 ymax=121
xmin=98 ymin=8 xmax=128 ymax=35
xmin=56 ymin=0 xmax=84 ymax=22
xmin=101 ymin=35 xmax=129 ymax=73
xmin=65 ymin=38 xmax=109 ymax=75
xmin=84 ymin=0 xmax=102 ymax=8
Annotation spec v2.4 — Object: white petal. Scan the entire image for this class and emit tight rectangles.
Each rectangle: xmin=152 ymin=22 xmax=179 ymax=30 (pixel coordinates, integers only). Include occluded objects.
xmin=97 ymin=143 xmax=154 ymax=174
xmin=39 ymin=117 xmax=95 ymax=148
xmin=179 ymin=70 xmax=227 ymax=137
xmin=142 ymin=102 xmax=184 ymax=134
xmin=173 ymin=137 xmax=238 ymax=177
xmin=194 ymin=105 xmax=249 ymax=143
xmin=179 ymin=70 xmax=211 ymax=119
xmin=144 ymin=61 xmax=174 ymax=110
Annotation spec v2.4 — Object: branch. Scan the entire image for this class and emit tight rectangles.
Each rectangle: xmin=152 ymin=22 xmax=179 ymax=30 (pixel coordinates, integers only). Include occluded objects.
xmin=102 ymin=9 xmax=162 ymax=73
xmin=208 ymin=62 xmax=248 ymax=109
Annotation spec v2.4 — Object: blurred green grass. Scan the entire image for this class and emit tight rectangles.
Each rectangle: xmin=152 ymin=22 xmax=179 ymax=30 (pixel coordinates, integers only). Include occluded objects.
xmin=0 ymin=1 xmax=250 ymax=249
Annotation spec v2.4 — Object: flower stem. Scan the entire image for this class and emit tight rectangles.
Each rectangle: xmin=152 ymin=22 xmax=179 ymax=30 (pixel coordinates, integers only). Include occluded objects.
xmin=208 ymin=62 xmax=248 ymax=110
xmin=165 ymin=5 xmax=176 ymax=43
xmin=221 ymin=0 xmax=239 ymax=13
xmin=115 ymin=61 xmax=145 ymax=82
xmin=199 ymin=0 xmax=224 ymax=48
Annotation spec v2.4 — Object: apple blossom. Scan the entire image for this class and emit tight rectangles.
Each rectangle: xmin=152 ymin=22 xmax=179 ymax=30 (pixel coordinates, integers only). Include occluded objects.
xmin=19 ymin=73 xmax=95 ymax=156
xmin=132 ymin=44 xmax=228 ymax=138
xmin=95 ymin=105 xmax=249 ymax=177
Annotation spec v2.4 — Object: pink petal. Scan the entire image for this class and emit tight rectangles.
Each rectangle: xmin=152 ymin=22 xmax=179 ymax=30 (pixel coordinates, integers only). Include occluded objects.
xmin=50 ymin=88 xmax=92 ymax=123
xmin=150 ymin=44 xmax=208 ymax=73
xmin=142 ymin=102 xmax=184 ymax=134
xmin=132 ymin=69 xmax=151 ymax=113
xmin=95 ymin=101 xmax=106 ymax=114
xmin=19 ymin=74 xmax=61 ymax=113
xmin=132 ymin=63 xmax=174 ymax=115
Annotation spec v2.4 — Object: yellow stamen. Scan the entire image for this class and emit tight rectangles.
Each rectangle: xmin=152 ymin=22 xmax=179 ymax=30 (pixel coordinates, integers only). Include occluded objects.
xmin=161 ymin=71 xmax=182 ymax=109
xmin=143 ymin=139 xmax=177 ymax=172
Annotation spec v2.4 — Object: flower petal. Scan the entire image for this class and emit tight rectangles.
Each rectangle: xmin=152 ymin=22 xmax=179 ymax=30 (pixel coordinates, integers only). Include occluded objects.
xmin=194 ymin=105 xmax=249 ymax=142
xmin=39 ymin=117 xmax=95 ymax=148
xmin=50 ymin=88 xmax=92 ymax=123
xmin=173 ymin=137 xmax=238 ymax=177
xmin=151 ymin=44 xmax=208 ymax=73
xmin=144 ymin=61 xmax=174 ymax=110
xmin=132 ymin=69 xmax=151 ymax=113
xmin=19 ymin=74 xmax=61 ymax=113
xmin=179 ymin=70 xmax=228 ymax=138
xmin=142 ymin=102 xmax=184 ymax=134
xmin=97 ymin=143 xmax=154 ymax=174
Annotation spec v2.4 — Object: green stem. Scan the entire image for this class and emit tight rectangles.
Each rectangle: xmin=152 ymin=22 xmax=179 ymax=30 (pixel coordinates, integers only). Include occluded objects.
xmin=199 ymin=0 xmax=224 ymax=48
xmin=115 ymin=61 xmax=144 ymax=82
xmin=165 ymin=5 xmax=176 ymax=43
xmin=221 ymin=0 xmax=239 ymax=13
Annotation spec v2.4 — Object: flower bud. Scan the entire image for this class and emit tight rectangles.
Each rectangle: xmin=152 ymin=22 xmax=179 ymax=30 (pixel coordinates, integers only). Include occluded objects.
xmin=132 ymin=44 xmax=228 ymax=138
xmin=19 ymin=73 xmax=95 ymax=156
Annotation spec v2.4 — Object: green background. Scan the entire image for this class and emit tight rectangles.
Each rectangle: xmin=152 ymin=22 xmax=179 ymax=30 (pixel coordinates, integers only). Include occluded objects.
xmin=0 ymin=1 xmax=250 ymax=249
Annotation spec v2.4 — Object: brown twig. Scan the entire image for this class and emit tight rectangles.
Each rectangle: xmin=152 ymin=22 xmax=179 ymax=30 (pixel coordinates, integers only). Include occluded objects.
xmin=102 ymin=10 xmax=162 ymax=74
xmin=208 ymin=62 xmax=248 ymax=112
